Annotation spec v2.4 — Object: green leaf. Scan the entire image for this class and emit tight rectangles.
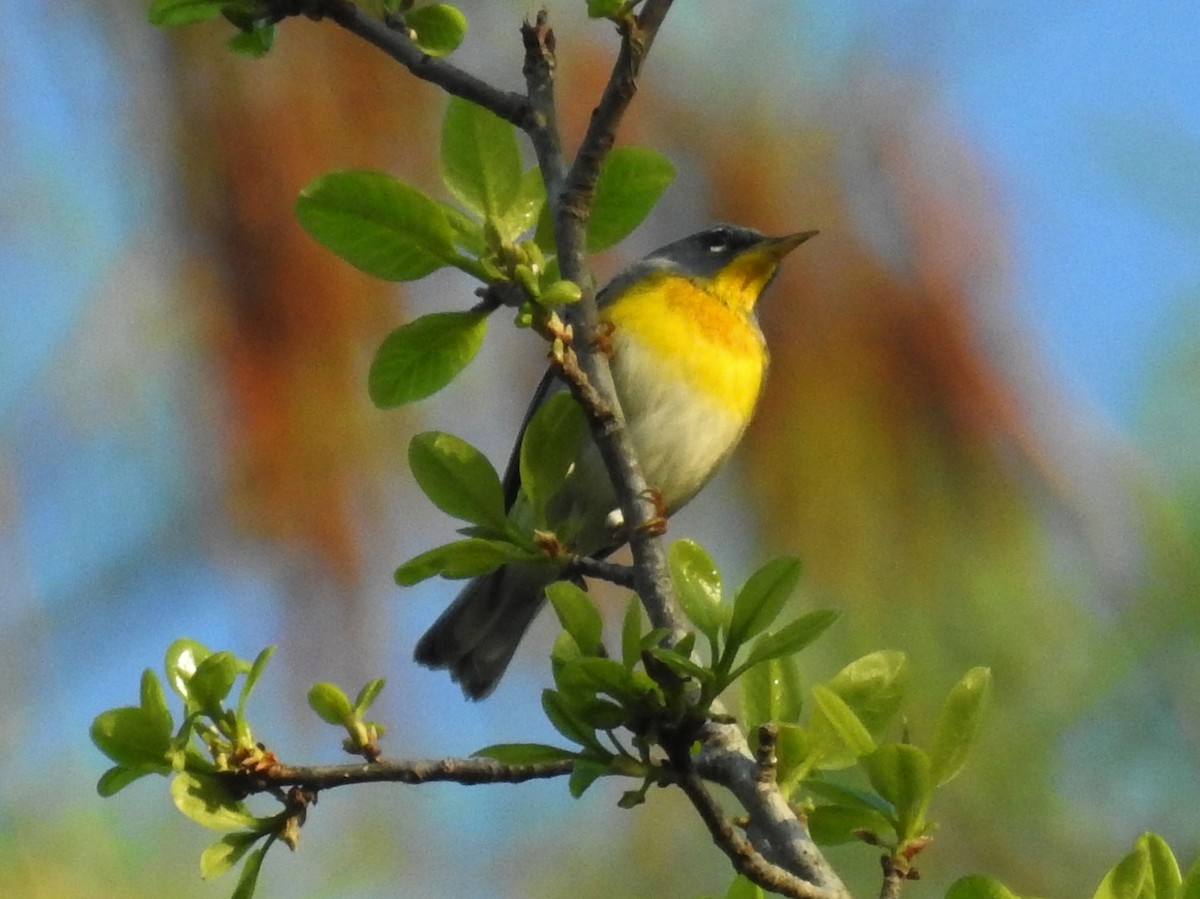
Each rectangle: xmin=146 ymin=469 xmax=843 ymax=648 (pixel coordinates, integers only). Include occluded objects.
xmin=586 ymin=0 xmax=626 ymax=19
xmin=441 ymin=201 xmax=486 ymax=254
xmin=307 ymin=682 xmax=354 ymax=725
xmin=148 ymin=0 xmax=225 ymax=26
xmin=97 ymin=765 xmax=153 ymax=797
xmin=227 ymin=22 xmax=274 ymax=57
xmin=1181 ymin=855 xmax=1200 ymax=899
xmin=406 ymin=3 xmax=467 ymax=57
xmin=541 ymin=689 xmax=604 ymax=754
xmin=744 ymin=610 xmax=839 ymax=669
xmin=929 ymin=666 xmax=992 ymax=787
xmin=1093 ymin=844 xmax=1151 ymax=899
xmin=945 ymin=875 xmax=1022 ymax=899
xmin=496 ymin=168 xmax=546 ymax=241
xmin=408 ymin=431 xmax=506 ymax=530
xmin=237 ymin=645 xmax=276 ymax=721
xmin=811 ymin=684 xmax=877 ymax=759
xmin=826 ymin=650 xmax=909 ymax=736
xmin=353 ymin=677 xmax=386 ymax=714
xmin=165 ymin=638 xmax=212 ymax=701
xmin=140 ymin=669 xmax=173 ymax=737
xmin=201 ymin=831 xmax=264 ymax=880
xmin=726 ymin=557 xmax=801 ymax=655
xmin=472 ymin=743 xmax=578 ymax=764
xmin=587 ymin=147 xmax=676 ymax=252
xmin=369 ymin=311 xmax=488 ymax=408
xmin=725 ymin=874 xmax=765 ymax=899
xmin=91 ymin=707 xmax=172 ymax=768
xmin=394 ymin=538 xmax=538 ymax=585
xmin=189 ymin=651 xmax=239 ymax=714
xmin=546 ymin=581 xmax=604 ymax=657
xmin=519 ymin=392 xmax=587 ymax=526
xmin=441 ymin=96 xmax=522 ymax=222
xmin=620 ymin=596 xmax=642 ymax=670
xmin=296 ymin=170 xmax=457 ymax=280
xmin=740 ymin=654 xmax=804 ymax=728
xmin=773 ymin=723 xmax=812 ymax=792
xmin=1136 ymin=833 xmax=1181 ymax=898
xmin=864 ymin=743 xmax=933 ymax=842
xmin=557 ymin=656 xmax=640 ymax=703
xmin=668 ymin=539 xmax=724 ymax=645
xmin=171 ymin=773 xmax=262 ymax=832
xmin=807 ymin=803 xmax=894 ymax=846
xmin=231 ymin=842 xmax=268 ymax=899
xmin=644 ymin=646 xmax=713 ymax=684
xmin=568 ymin=758 xmax=608 ymax=798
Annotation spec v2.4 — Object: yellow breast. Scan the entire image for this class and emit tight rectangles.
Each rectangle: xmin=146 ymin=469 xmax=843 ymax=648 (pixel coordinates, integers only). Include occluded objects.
xmin=600 ymin=270 xmax=767 ymax=422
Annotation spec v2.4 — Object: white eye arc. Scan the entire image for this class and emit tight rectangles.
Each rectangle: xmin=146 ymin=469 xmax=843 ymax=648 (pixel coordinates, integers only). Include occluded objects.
xmin=706 ymin=229 xmax=732 ymax=253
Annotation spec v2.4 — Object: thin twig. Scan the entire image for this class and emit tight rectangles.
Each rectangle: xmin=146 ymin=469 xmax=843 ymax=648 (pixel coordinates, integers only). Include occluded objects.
xmin=878 ymin=859 xmax=906 ymax=899
xmin=266 ymin=0 xmax=531 ymax=127
xmin=237 ymin=755 xmax=575 ymax=791
xmin=563 ymin=554 xmax=636 ymax=588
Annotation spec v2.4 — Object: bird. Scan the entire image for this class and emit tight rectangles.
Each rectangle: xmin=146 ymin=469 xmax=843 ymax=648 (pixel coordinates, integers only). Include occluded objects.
xmin=414 ymin=224 xmax=817 ymax=699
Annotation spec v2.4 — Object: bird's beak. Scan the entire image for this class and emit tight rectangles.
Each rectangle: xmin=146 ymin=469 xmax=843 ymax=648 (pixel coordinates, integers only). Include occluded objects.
xmin=761 ymin=229 xmax=819 ymax=260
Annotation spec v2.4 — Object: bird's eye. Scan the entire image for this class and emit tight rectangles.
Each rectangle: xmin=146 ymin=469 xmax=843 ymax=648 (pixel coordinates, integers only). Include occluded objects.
xmin=705 ymin=228 xmax=731 ymax=253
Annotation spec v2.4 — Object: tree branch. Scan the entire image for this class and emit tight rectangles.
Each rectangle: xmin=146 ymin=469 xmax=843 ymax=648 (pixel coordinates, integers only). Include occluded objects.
xmin=241 ymin=755 xmax=574 ymax=791
xmin=266 ymin=0 xmax=531 ymax=127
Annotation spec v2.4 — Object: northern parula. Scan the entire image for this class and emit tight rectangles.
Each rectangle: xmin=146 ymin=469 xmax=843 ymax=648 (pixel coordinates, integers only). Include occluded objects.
xmin=415 ymin=224 xmax=817 ymax=698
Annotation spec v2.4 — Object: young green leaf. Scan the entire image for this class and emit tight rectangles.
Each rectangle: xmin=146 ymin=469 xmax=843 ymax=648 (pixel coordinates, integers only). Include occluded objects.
xmin=546 ymin=581 xmax=604 ymax=657
xmin=353 ymin=677 xmax=386 ymax=714
xmin=807 ymin=804 xmax=895 ymax=846
xmin=557 ymin=656 xmax=641 ymax=705
xmin=406 ymin=4 xmax=467 ymax=57
xmin=147 ymin=0 xmax=225 ymax=26
xmin=587 ymin=147 xmax=676 ymax=251
xmin=1181 ymin=853 xmax=1200 ymax=899
xmin=140 ymin=669 xmax=173 ymax=738
xmin=586 ymin=0 xmax=626 ymax=19
xmin=394 ymin=538 xmax=538 ymax=585
xmin=170 ymin=773 xmax=263 ymax=832
xmin=237 ymin=645 xmax=276 ymax=722
xmin=165 ymin=638 xmax=212 ymax=701
xmin=726 ymin=556 xmax=801 ymax=655
xmin=825 ymin=650 xmax=910 ymax=736
xmin=91 ymin=707 xmax=173 ymax=769
xmin=307 ymin=682 xmax=354 ymax=726
xmin=811 ymin=684 xmax=876 ymax=759
xmin=496 ymin=168 xmax=547 ymax=241
xmin=865 ymin=743 xmax=933 ymax=842
xmin=620 ymin=595 xmax=643 ymax=670
xmin=472 ymin=743 xmax=579 ymax=765
xmin=741 ymin=610 xmax=839 ymax=671
xmin=97 ymin=765 xmax=153 ymax=797
xmin=668 ymin=539 xmax=724 ymax=645
xmin=188 ymin=651 xmax=239 ymax=714
xmin=296 ymin=170 xmax=458 ymax=281
xmin=1134 ymin=833 xmax=1181 ymax=898
xmin=725 ymin=874 xmax=766 ymax=899
xmin=441 ymin=96 xmax=522 ymax=223
xmin=519 ymin=392 xmax=587 ymax=526
xmin=369 ymin=311 xmax=488 ymax=408
xmin=227 ymin=22 xmax=274 ymax=57
xmin=929 ymin=666 xmax=992 ymax=787
xmin=945 ymin=875 xmax=1022 ymax=899
xmin=408 ymin=431 xmax=506 ymax=530
xmin=740 ymin=654 xmax=804 ymax=729
xmin=1092 ymin=842 xmax=1151 ymax=899
xmin=231 ymin=842 xmax=269 ymax=899
xmin=201 ymin=831 xmax=264 ymax=881
xmin=568 ymin=758 xmax=608 ymax=798
xmin=541 ymin=689 xmax=605 ymax=754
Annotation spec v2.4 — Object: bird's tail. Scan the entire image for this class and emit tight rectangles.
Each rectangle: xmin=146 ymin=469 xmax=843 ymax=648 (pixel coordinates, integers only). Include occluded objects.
xmin=413 ymin=563 xmax=558 ymax=700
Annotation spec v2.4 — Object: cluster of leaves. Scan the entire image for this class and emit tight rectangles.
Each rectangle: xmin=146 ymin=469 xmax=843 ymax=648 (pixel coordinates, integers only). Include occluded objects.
xmin=90 ymin=640 xmax=387 ymax=896
xmin=472 ymin=542 xmax=839 ymax=802
xmin=948 ymin=832 xmax=1200 ymax=899
xmin=393 ymin=390 xmax=590 ymax=586
xmin=147 ymin=0 xmax=469 ymax=58
xmin=299 ymin=96 xmax=672 ymax=409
